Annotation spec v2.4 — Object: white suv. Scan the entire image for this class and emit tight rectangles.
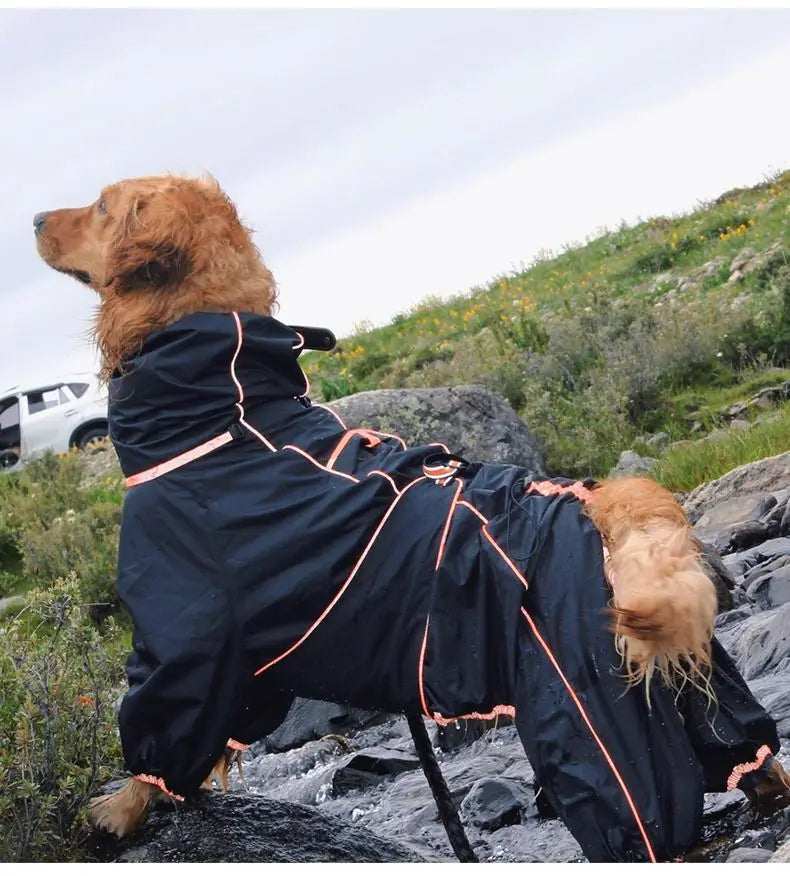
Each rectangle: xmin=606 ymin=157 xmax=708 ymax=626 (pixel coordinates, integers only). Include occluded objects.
xmin=0 ymin=373 xmax=109 ymax=470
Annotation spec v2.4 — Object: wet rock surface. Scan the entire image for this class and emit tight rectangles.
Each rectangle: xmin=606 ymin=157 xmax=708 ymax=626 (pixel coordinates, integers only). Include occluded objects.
xmin=86 ymin=789 xmax=423 ymax=862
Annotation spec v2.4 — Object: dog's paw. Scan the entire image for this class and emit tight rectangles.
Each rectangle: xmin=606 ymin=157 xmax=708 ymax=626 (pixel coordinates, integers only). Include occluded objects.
xmin=88 ymin=793 xmax=137 ymax=839
xmin=87 ymin=778 xmax=155 ymax=838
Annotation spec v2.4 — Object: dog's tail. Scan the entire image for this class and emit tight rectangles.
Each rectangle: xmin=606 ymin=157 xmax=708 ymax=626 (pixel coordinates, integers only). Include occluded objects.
xmin=584 ymin=477 xmax=718 ymax=691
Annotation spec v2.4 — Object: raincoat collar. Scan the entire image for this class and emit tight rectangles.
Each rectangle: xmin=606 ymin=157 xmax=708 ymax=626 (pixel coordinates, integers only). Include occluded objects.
xmin=108 ymin=311 xmax=309 ymax=477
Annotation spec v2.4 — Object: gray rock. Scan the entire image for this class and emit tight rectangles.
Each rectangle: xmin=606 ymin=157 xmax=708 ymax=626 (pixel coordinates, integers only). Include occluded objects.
xmin=731 ymin=520 xmax=773 ymax=552
xmin=328 ymin=385 xmax=544 ymax=473
xmin=0 ymin=594 xmax=24 ymax=616
xmin=747 ymin=673 xmax=790 ymax=739
xmin=684 ymin=453 xmax=790 ymax=522
xmin=717 ymin=603 xmax=790 ymax=680
xmin=86 ymin=791 xmax=423 ymax=862
xmin=460 ymin=777 xmax=536 ymax=831
xmin=725 ymin=538 xmax=790 ymax=579
xmin=726 ymin=847 xmax=773 ymax=862
xmin=264 ymin=698 xmax=384 ymax=753
xmin=608 ymin=449 xmax=657 ymax=478
xmin=772 ymin=837 xmax=790 ymax=861
xmin=645 ymin=431 xmax=671 ymax=450
xmin=746 ymin=565 xmax=790 ymax=611
xmin=693 ymin=493 xmax=776 ymax=549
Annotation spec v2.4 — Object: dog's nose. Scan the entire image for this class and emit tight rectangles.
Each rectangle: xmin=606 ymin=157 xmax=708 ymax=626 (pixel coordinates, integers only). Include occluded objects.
xmin=33 ymin=212 xmax=48 ymax=235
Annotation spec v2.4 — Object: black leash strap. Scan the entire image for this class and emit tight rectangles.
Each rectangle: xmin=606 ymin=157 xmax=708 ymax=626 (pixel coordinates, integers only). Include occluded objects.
xmin=406 ymin=713 xmax=478 ymax=863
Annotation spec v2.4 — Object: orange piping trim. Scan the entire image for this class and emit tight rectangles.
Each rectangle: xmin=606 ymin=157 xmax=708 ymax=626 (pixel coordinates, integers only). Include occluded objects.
xmin=435 ymin=479 xmax=463 ymax=570
xmin=726 ymin=744 xmax=773 ymax=792
xmin=231 ymin=312 xmax=277 ymax=452
xmin=520 ymin=606 xmax=657 ymax=863
xmin=458 ymin=500 xmax=489 ymax=524
xmin=431 ymin=704 xmax=516 ymax=727
xmin=124 ymin=430 xmax=234 ymax=487
xmin=326 ymin=428 xmax=382 ymax=471
xmin=282 ymin=444 xmax=360 ymax=484
xmin=418 ymin=617 xmax=432 ymax=719
xmin=368 ymin=429 xmax=407 ymax=450
xmin=134 ymin=774 xmax=185 ymax=801
xmin=482 ymin=526 xmax=529 ymax=591
xmin=255 ymin=477 xmax=427 ymax=675
xmin=527 ymin=480 xmax=594 ymax=504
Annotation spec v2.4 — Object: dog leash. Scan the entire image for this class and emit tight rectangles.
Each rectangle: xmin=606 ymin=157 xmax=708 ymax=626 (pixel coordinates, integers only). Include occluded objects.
xmin=407 ymin=713 xmax=478 ymax=863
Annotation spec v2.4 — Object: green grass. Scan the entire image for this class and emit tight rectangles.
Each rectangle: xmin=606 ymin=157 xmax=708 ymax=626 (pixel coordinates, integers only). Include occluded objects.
xmin=653 ymin=403 xmax=790 ymax=493
xmin=302 ymin=169 xmax=790 ymax=484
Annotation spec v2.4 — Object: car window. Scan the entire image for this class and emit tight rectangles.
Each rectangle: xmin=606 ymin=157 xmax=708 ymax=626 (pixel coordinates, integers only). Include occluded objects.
xmin=68 ymin=382 xmax=89 ymax=399
xmin=26 ymin=387 xmax=62 ymax=415
xmin=0 ymin=397 xmax=20 ymax=429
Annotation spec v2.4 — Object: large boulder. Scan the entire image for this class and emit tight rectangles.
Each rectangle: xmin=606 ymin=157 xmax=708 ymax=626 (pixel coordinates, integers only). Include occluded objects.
xmin=263 ymin=698 xmax=384 ymax=753
xmin=87 ymin=790 xmax=424 ymax=863
xmin=327 ymin=385 xmax=544 ymax=474
xmin=683 ymin=453 xmax=790 ymax=523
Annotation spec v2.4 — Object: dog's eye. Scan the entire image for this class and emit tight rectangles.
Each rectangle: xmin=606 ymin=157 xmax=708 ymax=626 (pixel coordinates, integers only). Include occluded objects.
xmin=97 ymin=199 xmax=107 ymax=215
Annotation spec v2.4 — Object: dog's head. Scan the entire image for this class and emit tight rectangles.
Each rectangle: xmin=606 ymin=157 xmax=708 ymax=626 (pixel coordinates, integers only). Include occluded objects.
xmin=35 ymin=174 xmax=277 ymax=378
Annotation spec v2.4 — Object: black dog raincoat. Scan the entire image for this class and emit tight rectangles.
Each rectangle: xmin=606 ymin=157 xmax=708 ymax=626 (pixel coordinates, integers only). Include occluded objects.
xmin=111 ymin=311 xmax=780 ymax=862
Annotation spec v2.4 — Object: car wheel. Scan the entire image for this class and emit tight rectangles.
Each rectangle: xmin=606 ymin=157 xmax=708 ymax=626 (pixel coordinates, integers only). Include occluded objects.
xmin=0 ymin=449 xmax=19 ymax=469
xmin=76 ymin=426 xmax=109 ymax=451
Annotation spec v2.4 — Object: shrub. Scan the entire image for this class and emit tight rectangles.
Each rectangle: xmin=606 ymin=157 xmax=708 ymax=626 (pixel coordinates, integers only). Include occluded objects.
xmin=0 ymin=575 xmax=125 ymax=861
xmin=0 ymin=453 xmax=123 ymax=613
xmin=18 ymin=503 xmax=122 ymax=619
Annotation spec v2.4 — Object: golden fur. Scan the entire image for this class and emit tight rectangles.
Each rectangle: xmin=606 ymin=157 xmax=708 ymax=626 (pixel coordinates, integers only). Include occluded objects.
xmin=35 ymin=174 xmax=277 ymax=381
xmin=584 ymin=477 xmax=717 ymax=689
xmin=36 ymin=174 xmax=726 ymax=839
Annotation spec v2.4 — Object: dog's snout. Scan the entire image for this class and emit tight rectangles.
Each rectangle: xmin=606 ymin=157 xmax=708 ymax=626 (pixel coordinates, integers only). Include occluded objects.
xmin=33 ymin=212 xmax=48 ymax=235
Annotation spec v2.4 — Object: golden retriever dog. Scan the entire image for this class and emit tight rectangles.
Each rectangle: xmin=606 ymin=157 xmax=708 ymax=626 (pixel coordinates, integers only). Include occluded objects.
xmin=33 ymin=175 xmax=788 ymax=859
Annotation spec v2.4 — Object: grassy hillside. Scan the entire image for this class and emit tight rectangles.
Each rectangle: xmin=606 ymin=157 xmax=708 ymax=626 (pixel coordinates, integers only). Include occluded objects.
xmin=303 ymin=170 xmax=790 ymax=482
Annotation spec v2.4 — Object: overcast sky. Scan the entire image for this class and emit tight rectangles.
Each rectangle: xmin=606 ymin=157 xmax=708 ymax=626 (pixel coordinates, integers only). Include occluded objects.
xmin=2 ymin=8 xmax=790 ymax=388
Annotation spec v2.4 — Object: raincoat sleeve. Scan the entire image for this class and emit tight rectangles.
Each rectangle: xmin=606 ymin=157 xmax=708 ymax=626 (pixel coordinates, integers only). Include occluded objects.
xmin=117 ymin=591 xmax=249 ymax=798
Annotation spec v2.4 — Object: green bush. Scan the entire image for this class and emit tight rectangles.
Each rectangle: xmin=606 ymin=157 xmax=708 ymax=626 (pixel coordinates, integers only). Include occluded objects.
xmin=0 ymin=575 xmax=125 ymax=861
xmin=0 ymin=453 xmax=123 ymax=612
xmin=18 ymin=503 xmax=122 ymax=619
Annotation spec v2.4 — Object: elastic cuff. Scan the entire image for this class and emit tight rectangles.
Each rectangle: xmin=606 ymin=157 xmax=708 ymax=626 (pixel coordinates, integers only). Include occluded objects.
xmin=134 ymin=773 xmax=185 ymax=801
xmin=227 ymin=738 xmax=249 ymax=751
xmin=726 ymin=744 xmax=773 ymax=792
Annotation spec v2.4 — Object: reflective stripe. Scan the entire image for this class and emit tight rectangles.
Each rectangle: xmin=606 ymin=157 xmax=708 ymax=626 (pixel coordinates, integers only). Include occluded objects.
xmin=134 ymin=773 xmax=185 ymax=801
xmin=520 ymin=606 xmax=657 ymax=863
xmin=230 ymin=311 xmax=277 ymax=451
xmin=125 ymin=431 xmax=234 ymax=487
xmin=527 ymin=480 xmax=594 ymax=503
xmin=255 ymin=477 xmax=427 ymax=676
xmin=727 ymin=744 xmax=773 ymax=791
xmin=432 ymin=704 xmax=516 ymax=727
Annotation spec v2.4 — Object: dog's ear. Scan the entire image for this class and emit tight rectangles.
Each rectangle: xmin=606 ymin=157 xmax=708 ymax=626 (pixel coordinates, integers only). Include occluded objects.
xmin=106 ymin=193 xmax=192 ymax=294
